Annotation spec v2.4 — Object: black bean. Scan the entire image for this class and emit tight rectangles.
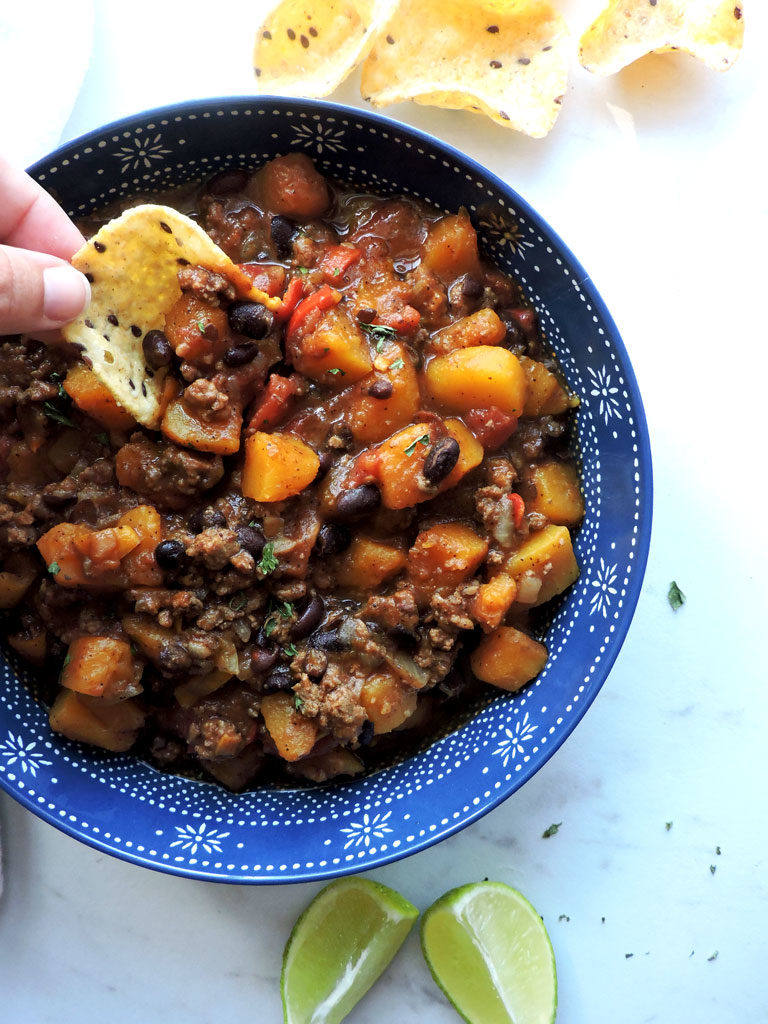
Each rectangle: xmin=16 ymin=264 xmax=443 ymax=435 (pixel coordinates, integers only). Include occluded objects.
xmin=251 ymin=646 xmax=280 ymax=675
xmin=223 ymin=342 xmax=259 ymax=367
xmin=423 ymin=437 xmax=460 ymax=485
xmin=358 ymin=720 xmax=375 ymax=746
xmin=356 ymin=307 xmax=377 ymax=324
xmin=291 ymin=595 xmax=325 ymax=641
xmin=262 ymin=666 xmax=294 ymax=692
xmin=368 ymin=377 xmax=393 ymax=400
xmin=142 ymin=329 xmax=172 ymax=369
xmin=188 ymin=507 xmax=227 ymax=533
xmin=307 ymin=628 xmax=345 ymax=652
xmin=154 ymin=539 xmax=187 ymax=570
xmin=314 ymin=522 xmax=352 ymax=557
xmin=235 ymin=524 xmax=265 ymax=557
xmin=203 ymin=169 xmax=249 ymax=195
xmin=334 ymin=483 xmax=381 ymax=521
xmin=158 ymin=641 xmax=192 ymax=677
xmin=461 ymin=274 xmax=484 ymax=300
xmin=316 ymin=450 xmax=335 ymax=477
xmin=227 ymin=301 xmax=273 ymax=340
xmin=270 ymin=215 xmax=295 ymax=260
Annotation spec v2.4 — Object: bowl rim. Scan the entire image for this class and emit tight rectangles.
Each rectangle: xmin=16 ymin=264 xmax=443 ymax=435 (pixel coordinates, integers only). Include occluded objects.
xmin=3 ymin=95 xmax=653 ymax=883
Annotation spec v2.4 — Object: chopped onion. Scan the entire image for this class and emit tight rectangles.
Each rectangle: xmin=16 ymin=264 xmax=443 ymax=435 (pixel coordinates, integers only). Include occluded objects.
xmin=516 ymin=572 xmax=542 ymax=605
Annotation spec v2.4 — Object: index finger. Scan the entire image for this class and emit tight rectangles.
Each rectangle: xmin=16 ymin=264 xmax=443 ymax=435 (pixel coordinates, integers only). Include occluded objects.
xmin=0 ymin=155 xmax=85 ymax=260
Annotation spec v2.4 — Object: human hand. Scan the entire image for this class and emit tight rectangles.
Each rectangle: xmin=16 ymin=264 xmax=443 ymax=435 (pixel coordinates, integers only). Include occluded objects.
xmin=0 ymin=156 xmax=90 ymax=335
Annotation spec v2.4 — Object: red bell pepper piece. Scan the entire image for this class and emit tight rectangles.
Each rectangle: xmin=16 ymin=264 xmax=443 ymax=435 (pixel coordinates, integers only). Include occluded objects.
xmin=320 ymin=245 xmax=362 ymax=283
xmin=286 ymin=285 xmax=342 ymax=345
xmin=275 ymin=277 xmax=306 ymax=321
xmin=464 ymin=407 xmax=518 ymax=450
xmin=247 ymin=374 xmax=303 ymax=433
xmin=509 ymin=492 xmax=525 ymax=530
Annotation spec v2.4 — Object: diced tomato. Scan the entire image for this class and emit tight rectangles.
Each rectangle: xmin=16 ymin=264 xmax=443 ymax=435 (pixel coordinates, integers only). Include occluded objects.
xmin=348 ymin=448 xmax=381 ymax=487
xmin=464 ymin=407 xmax=519 ymax=450
xmin=285 ymin=286 xmax=342 ymax=345
xmin=275 ymin=277 xmax=306 ymax=321
xmin=378 ymin=305 xmax=421 ymax=335
xmin=509 ymin=492 xmax=525 ymax=530
xmin=237 ymin=263 xmax=286 ymax=296
xmin=247 ymin=374 xmax=303 ymax=433
xmin=320 ymin=245 xmax=362 ymax=284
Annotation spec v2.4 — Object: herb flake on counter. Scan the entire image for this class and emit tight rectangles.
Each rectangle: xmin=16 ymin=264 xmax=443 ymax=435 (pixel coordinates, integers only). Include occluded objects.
xmin=43 ymin=403 xmax=74 ymax=428
xmin=708 ymin=951 xmax=719 ymax=962
xmin=542 ymin=822 xmax=562 ymax=839
xmin=665 ymin=821 xmax=673 ymax=831
xmin=258 ymin=542 xmax=279 ymax=575
xmin=710 ymin=864 xmax=717 ymax=875
xmin=404 ymin=433 xmax=430 ymax=456
xmin=716 ymin=845 xmax=722 ymax=855
xmin=625 ymin=953 xmax=634 ymax=959
xmin=558 ymin=914 xmax=570 ymax=922
xmin=668 ymin=580 xmax=686 ymax=611
xmin=48 ymin=562 xmax=60 ymax=576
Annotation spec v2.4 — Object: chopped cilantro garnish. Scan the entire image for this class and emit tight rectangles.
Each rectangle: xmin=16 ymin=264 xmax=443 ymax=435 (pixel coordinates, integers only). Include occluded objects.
xmin=542 ymin=822 xmax=562 ymax=839
xmin=258 ymin=542 xmax=278 ymax=575
xmin=62 ymin=652 xmax=71 ymax=668
xmin=298 ymin=266 xmax=309 ymax=276
xmin=197 ymin=320 xmax=208 ymax=334
xmin=248 ymin=519 xmax=258 ymax=528
xmin=280 ymin=602 xmax=294 ymax=619
xmin=229 ymin=593 xmax=246 ymax=611
xmin=48 ymin=562 xmax=60 ymax=576
xmin=404 ymin=433 xmax=430 ymax=456
xmin=668 ymin=580 xmax=686 ymax=611
xmin=360 ymin=322 xmax=397 ymax=344
xmin=390 ymin=358 xmax=404 ymax=371
xmin=332 ymin=267 xmax=341 ymax=276
xmin=284 ymin=643 xmax=298 ymax=658
xmin=43 ymin=403 xmax=74 ymax=428
xmin=327 ymin=367 xmax=345 ymax=375
xmin=264 ymin=615 xmax=279 ymax=637
xmin=294 ymin=695 xmax=304 ymax=711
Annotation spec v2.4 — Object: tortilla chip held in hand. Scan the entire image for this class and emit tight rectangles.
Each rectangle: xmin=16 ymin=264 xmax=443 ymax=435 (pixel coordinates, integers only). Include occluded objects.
xmin=360 ymin=0 xmax=570 ymax=138
xmin=254 ymin=0 xmax=397 ymax=97
xmin=579 ymin=0 xmax=745 ymax=76
xmin=62 ymin=206 xmax=277 ymax=428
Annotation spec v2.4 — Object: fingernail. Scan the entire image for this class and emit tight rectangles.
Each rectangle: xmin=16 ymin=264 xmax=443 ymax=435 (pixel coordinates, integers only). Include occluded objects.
xmin=43 ymin=265 xmax=91 ymax=322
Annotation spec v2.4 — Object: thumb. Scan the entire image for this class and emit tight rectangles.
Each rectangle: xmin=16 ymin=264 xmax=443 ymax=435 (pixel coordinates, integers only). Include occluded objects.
xmin=0 ymin=244 xmax=90 ymax=335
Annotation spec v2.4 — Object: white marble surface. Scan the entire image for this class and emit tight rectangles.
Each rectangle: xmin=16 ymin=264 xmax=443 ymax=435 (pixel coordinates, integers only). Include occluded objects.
xmin=1 ymin=2 xmax=767 ymax=1020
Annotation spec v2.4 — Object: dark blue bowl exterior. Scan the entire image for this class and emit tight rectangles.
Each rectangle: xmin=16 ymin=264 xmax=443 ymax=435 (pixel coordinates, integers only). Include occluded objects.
xmin=0 ymin=98 xmax=652 ymax=883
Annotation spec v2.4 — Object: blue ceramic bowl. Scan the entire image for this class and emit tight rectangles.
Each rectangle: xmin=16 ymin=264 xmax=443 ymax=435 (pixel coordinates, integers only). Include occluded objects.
xmin=0 ymin=98 xmax=651 ymax=883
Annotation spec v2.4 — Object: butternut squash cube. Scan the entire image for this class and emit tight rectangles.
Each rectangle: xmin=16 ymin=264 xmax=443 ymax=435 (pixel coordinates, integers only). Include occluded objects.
xmin=528 ymin=462 xmax=584 ymax=526
xmin=61 ymin=636 xmax=141 ymax=704
xmin=424 ymin=346 xmax=528 ymax=420
xmin=295 ymin=306 xmax=373 ymax=383
xmin=430 ymin=308 xmax=506 ymax=354
xmin=37 ymin=522 xmax=140 ymax=588
xmin=261 ymin=691 xmax=318 ymax=762
xmin=8 ymin=625 xmax=47 ymax=665
xmin=360 ymin=672 xmax=418 ymax=734
xmin=174 ymin=669 xmax=232 ymax=708
xmin=470 ymin=626 xmax=548 ymax=691
xmin=122 ymin=614 xmax=174 ymax=663
xmin=162 ymin=397 xmax=242 ymax=455
xmin=346 ymin=344 xmax=420 ymax=443
xmin=422 ymin=210 xmax=481 ymax=283
xmin=520 ymin=356 xmax=572 ymax=417
xmin=503 ymin=525 xmax=580 ymax=606
xmin=440 ymin=418 xmax=484 ymax=492
xmin=471 ymin=573 xmax=518 ymax=632
xmin=242 ymin=432 xmax=320 ymax=502
xmin=49 ymin=690 xmax=145 ymax=752
xmin=63 ymin=364 xmax=136 ymax=430
xmin=409 ymin=522 xmax=488 ymax=598
xmin=335 ymin=536 xmax=407 ymax=591
xmin=0 ymin=552 xmax=39 ymax=609
xmin=119 ymin=505 xmax=163 ymax=586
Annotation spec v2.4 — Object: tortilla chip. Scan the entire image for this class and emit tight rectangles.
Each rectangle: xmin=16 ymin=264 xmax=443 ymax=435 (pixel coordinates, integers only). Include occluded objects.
xmin=254 ymin=0 xmax=397 ymax=97
xmin=62 ymin=206 xmax=278 ymax=428
xmin=360 ymin=0 xmax=569 ymax=138
xmin=579 ymin=0 xmax=745 ymax=75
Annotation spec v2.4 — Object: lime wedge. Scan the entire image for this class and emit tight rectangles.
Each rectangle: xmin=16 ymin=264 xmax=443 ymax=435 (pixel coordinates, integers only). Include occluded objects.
xmin=421 ymin=881 xmax=557 ymax=1024
xmin=281 ymin=876 xmax=418 ymax=1024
